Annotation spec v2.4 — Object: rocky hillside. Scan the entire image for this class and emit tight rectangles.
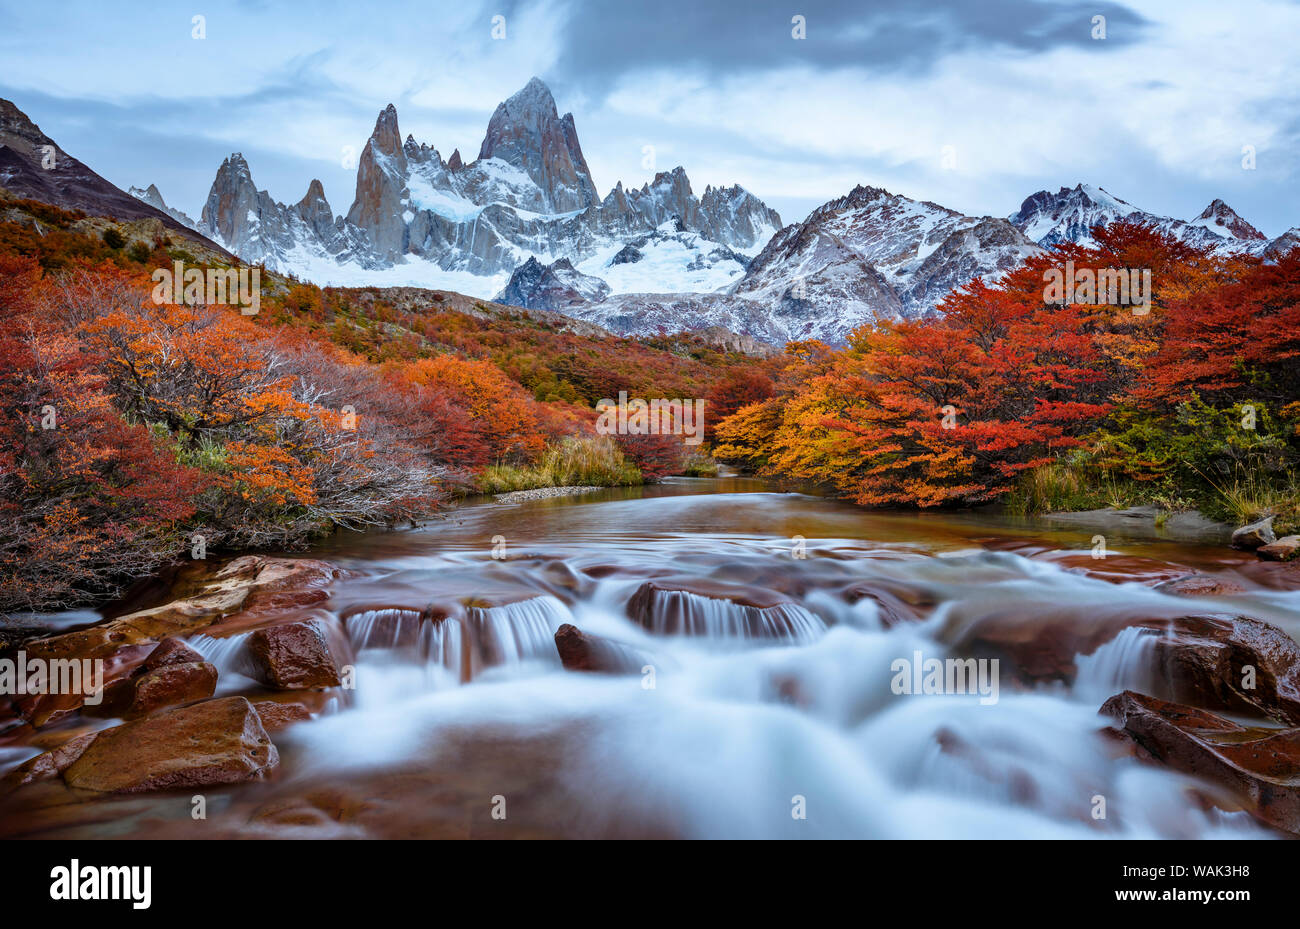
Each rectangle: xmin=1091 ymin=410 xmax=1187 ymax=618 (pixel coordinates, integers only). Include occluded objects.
xmin=0 ymin=98 xmax=224 ymax=254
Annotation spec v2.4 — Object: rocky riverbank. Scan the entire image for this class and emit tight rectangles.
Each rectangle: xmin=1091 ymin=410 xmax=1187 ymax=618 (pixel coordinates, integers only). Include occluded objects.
xmin=492 ymin=485 xmax=605 ymax=504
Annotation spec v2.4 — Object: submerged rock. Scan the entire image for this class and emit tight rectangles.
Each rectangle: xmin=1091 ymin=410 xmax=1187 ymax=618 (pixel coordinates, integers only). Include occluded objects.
xmin=252 ymin=700 xmax=312 ymax=732
xmin=553 ymin=623 xmax=654 ymax=674
xmin=1152 ymin=574 xmax=1246 ymax=597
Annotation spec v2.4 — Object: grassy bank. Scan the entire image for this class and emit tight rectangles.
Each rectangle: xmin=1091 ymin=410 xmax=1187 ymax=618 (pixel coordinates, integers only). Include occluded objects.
xmin=1006 ymin=459 xmax=1300 ymax=535
xmin=478 ymin=436 xmax=643 ymax=494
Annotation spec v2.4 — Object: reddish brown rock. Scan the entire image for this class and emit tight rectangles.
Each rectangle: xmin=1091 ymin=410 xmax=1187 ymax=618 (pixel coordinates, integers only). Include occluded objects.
xmin=232 ymin=558 xmax=341 ymax=617
xmin=1153 ymin=574 xmax=1247 ymax=597
xmin=248 ymin=621 xmax=340 ymax=690
xmin=120 ymin=662 xmax=218 ymax=718
xmin=253 ymin=701 xmax=312 ymax=732
xmin=0 ymin=732 xmax=98 ymax=795
xmin=1151 ymin=614 xmax=1300 ymax=724
xmin=10 ymin=644 xmax=151 ymax=728
xmin=20 ymin=556 xmax=340 ymax=663
xmin=1257 ymin=535 xmax=1300 ymax=562
xmin=61 ymin=697 xmax=278 ymax=793
xmin=138 ymin=636 xmax=205 ymax=672
xmin=86 ymin=638 xmax=217 ymax=720
xmin=554 ymin=624 xmax=653 ymax=674
xmin=1101 ymin=690 xmax=1300 ymax=835
xmin=952 ymin=608 xmax=1300 ymax=724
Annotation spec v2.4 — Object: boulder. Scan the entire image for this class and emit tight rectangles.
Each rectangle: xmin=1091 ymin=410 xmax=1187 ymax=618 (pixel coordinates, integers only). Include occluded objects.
xmin=61 ymin=696 xmax=278 ymax=793
xmin=1101 ymin=690 xmax=1300 ymax=835
xmin=247 ymin=621 xmax=340 ymax=690
xmin=553 ymin=624 xmax=654 ymax=674
xmin=952 ymin=609 xmax=1300 ymax=724
xmin=1151 ymin=614 xmax=1300 ymax=724
xmin=138 ymin=636 xmax=205 ymax=672
xmin=1231 ymin=516 xmax=1276 ymax=550
xmin=119 ymin=662 xmax=218 ymax=719
xmin=1257 ymin=535 xmax=1300 ymax=562
xmin=87 ymin=638 xmax=217 ymax=720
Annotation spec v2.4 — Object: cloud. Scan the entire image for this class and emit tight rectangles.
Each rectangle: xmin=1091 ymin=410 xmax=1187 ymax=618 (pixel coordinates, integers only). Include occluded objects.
xmin=541 ymin=0 xmax=1148 ymax=91
xmin=0 ymin=0 xmax=1295 ymax=238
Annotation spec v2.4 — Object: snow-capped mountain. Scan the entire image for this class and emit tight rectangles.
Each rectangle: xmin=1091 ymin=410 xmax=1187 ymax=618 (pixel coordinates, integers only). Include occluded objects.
xmin=1265 ymin=226 xmax=1300 ymax=259
xmin=129 ymin=183 xmax=198 ymax=230
xmin=494 ymin=256 xmax=610 ymax=310
xmin=729 ymin=185 xmax=1041 ymax=336
xmin=1009 ymin=183 xmax=1272 ymax=253
xmin=558 ymin=185 xmax=1043 ymax=345
xmin=196 ymin=78 xmax=780 ymax=295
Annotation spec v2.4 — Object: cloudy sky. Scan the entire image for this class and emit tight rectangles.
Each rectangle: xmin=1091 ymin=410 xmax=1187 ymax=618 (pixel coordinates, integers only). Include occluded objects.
xmin=0 ymin=0 xmax=1296 ymax=233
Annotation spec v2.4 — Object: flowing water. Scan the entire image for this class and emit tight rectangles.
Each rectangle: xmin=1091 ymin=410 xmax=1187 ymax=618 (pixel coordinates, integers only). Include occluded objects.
xmin=9 ymin=477 xmax=1300 ymax=838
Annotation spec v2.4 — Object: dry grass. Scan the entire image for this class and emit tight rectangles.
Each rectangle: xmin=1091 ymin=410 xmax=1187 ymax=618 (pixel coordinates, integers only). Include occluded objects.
xmin=479 ymin=436 xmax=642 ymax=493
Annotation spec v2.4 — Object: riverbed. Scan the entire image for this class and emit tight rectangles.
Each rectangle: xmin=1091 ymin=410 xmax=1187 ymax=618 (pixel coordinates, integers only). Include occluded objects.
xmin=3 ymin=476 xmax=1298 ymax=838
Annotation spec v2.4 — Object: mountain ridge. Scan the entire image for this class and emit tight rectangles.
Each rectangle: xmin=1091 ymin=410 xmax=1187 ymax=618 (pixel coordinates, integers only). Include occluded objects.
xmin=195 ymin=77 xmax=781 ymax=295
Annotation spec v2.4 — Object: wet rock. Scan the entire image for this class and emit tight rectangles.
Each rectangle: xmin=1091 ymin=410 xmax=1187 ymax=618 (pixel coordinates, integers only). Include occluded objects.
xmin=87 ymin=638 xmax=217 ymax=720
xmin=248 ymin=621 xmax=341 ymax=690
xmin=61 ymin=697 xmax=278 ymax=794
xmin=554 ymin=623 xmax=653 ymax=674
xmin=953 ymin=609 xmax=1300 ymax=724
xmin=1153 ymin=574 xmax=1246 ymax=597
xmin=138 ymin=636 xmax=205 ymax=672
xmin=1101 ymin=690 xmax=1300 ymax=835
xmin=1151 ymin=614 xmax=1300 ymax=725
xmin=1257 ymin=535 xmax=1300 ymax=562
xmin=252 ymin=701 xmax=312 ymax=732
xmin=120 ymin=662 xmax=217 ymax=719
xmin=232 ymin=557 xmax=341 ymax=617
xmin=1231 ymin=516 xmax=1276 ymax=550
xmin=20 ymin=556 xmax=340 ymax=663
xmin=8 ymin=644 xmax=153 ymax=728
xmin=0 ymin=732 xmax=98 ymax=795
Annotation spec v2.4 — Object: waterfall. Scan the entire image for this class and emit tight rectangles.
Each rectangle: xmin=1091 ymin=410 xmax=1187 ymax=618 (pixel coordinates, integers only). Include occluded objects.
xmin=346 ymin=607 xmax=465 ymax=681
xmin=466 ymin=595 xmax=572 ymax=670
xmin=1072 ymin=626 xmax=1163 ymax=705
xmin=639 ymin=589 xmax=827 ymax=642
xmin=186 ymin=631 xmax=257 ymax=692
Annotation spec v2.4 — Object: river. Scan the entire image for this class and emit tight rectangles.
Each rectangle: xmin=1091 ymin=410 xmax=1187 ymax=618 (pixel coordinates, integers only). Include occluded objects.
xmin=5 ymin=476 xmax=1300 ymax=838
